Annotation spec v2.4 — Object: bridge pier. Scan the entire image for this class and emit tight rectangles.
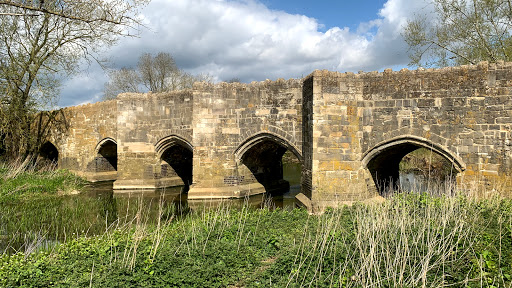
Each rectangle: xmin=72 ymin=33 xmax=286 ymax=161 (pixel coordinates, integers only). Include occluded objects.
xmin=187 ymin=81 xmax=302 ymax=199
xmin=300 ymin=71 xmax=379 ymax=210
xmin=47 ymin=63 xmax=512 ymax=208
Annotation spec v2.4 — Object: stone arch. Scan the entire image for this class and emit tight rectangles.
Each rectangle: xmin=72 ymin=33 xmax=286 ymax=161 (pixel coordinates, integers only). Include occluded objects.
xmin=95 ymin=137 xmax=117 ymax=153
xmin=95 ymin=137 xmax=118 ymax=172
xmin=235 ymin=132 xmax=302 ymax=163
xmin=234 ymin=132 xmax=302 ymax=194
xmin=155 ymin=135 xmax=193 ymax=159
xmin=361 ymin=135 xmax=465 ymax=194
xmin=155 ymin=135 xmax=193 ymax=189
xmin=39 ymin=141 xmax=59 ymax=163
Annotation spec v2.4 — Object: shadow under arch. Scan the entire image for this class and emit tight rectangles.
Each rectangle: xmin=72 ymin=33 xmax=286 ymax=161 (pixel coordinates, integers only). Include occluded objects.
xmin=361 ymin=135 xmax=465 ymax=195
xmin=234 ymin=132 xmax=302 ymax=194
xmin=95 ymin=137 xmax=118 ymax=172
xmin=39 ymin=141 xmax=59 ymax=164
xmin=155 ymin=135 xmax=193 ymax=191
xmin=95 ymin=137 xmax=117 ymax=154
xmin=234 ymin=132 xmax=302 ymax=163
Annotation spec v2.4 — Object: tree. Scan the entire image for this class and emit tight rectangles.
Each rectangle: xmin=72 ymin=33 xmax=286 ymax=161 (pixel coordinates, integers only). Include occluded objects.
xmin=103 ymin=68 xmax=141 ymax=99
xmin=138 ymin=52 xmax=178 ymax=92
xmin=0 ymin=0 xmax=148 ymax=159
xmin=403 ymin=0 xmax=512 ymax=67
xmin=103 ymin=52 xmax=212 ymax=100
xmin=226 ymin=77 xmax=241 ymax=83
xmin=0 ymin=0 xmax=144 ymax=25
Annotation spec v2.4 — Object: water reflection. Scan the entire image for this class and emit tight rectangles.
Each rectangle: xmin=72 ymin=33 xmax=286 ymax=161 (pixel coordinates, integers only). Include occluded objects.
xmin=399 ymin=172 xmax=429 ymax=193
xmin=1 ymin=162 xmax=302 ymax=254
xmin=84 ymin=160 xmax=302 ymax=212
xmin=84 ymin=180 xmax=298 ymax=214
xmin=399 ymin=171 xmax=455 ymax=196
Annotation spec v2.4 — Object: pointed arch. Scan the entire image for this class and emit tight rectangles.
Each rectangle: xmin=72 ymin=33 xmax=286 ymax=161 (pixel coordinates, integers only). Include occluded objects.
xmin=155 ymin=135 xmax=194 ymax=190
xmin=234 ymin=132 xmax=302 ymax=194
xmin=234 ymin=132 xmax=302 ymax=163
xmin=155 ymin=135 xmax=193 ymax=158
xmin=362 ymin=135 xmax=465 ymax=172
xmin=39 ymin=141 xmax=59 ymax=163
xmin=361 ymin=135 xmax=465 ymax=194
xmin=94 ymin=137 xmax=118 ymax=172
xmin=95 ymin=137 xmax=117 ymax=154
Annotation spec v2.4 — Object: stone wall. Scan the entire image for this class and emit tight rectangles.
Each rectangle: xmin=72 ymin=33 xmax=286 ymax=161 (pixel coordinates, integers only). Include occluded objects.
xmin=48 ymin=62 xmax=512 ymax=208
xmin=113 ymin=91 xmax=194 ymax=189
xmin=301 ymin=77 xmax=314 ymax=199
xmin=189 ymin=79 xmax=303 ymax=198
xmin=305 ymin=70 xmax=372 ymax=203
xmin=50 ymin=100 xmax=117 ymax=180
xmin=308 ymin=61 xmax=512 ymax=207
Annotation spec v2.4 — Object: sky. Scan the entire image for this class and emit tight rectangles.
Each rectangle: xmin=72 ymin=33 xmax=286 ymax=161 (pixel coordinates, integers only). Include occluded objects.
xmin=58 ymin=0 xmax=433 ymax=107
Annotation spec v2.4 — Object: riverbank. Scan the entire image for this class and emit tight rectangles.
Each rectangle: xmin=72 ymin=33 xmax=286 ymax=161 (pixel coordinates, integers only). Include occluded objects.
xmin=1 ymin=166 xmax=511 ymax=287
xmin=0 ymin=161 xmax=87 ymax=199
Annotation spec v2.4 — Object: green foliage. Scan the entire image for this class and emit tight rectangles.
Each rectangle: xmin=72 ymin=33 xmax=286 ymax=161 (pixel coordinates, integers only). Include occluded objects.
xmin=403 ymin=0 xmax=512 ymax=67
xmin=0 ymin=206 xmax=311 ymax=287
xmin=399 ymin=147 xmax=456 ymax=179
xmin=1 ymin=170 xmax=511 ymax=288
xmin=0 ymin=0 xmax=147 ymax=158
xmin=0 ymin=168 xmax=86 ymax=199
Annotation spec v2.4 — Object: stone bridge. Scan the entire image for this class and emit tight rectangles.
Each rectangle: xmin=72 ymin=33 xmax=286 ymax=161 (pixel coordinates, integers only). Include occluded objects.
xmin=41 ymin=62 xmax=512 ymax=209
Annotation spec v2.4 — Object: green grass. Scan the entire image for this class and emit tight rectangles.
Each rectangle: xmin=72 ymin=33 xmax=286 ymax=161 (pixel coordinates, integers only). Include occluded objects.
xmin=1 ymin=193 xmax=511 ymax=287
xmin=0 ymin=162 xmax=511 ymax=287
xmin=0 ymin=163 xmax=99 ymax=255
xmin=0 ymin=166 xmax=87 ymax=200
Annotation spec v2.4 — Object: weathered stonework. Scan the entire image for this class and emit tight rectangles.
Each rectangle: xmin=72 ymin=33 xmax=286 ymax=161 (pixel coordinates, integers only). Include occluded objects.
xmin=189 ymin=79 xmax=303 ymax=198
xmin=43 ymin=62 xmax=512 ymax=210
xmin=44 ymin=100 xmax=117 ymax=181
xmin=307 ymin=62 xmax=512 ymax=208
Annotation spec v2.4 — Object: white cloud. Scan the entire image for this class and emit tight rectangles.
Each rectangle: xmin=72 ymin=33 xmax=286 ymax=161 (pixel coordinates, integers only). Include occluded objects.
xmin=59 ymin=0 xmax=427 ymax=106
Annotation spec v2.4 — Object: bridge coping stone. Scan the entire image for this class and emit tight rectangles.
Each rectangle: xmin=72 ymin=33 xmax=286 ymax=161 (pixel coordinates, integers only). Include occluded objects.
xmin=46 ymin=62 xmax=512 ymax=206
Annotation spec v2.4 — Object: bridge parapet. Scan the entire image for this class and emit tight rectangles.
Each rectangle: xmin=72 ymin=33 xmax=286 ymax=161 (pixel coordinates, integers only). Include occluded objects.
xmin=45 ymin=62 xmax=512 ymax=207
xmin=306 ymin=62 xmax=512 ymax=209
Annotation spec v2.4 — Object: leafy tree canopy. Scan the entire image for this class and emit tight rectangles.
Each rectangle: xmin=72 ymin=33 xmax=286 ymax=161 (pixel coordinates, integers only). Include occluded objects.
xmin=403 ymin=0 xmax=512 ymax=67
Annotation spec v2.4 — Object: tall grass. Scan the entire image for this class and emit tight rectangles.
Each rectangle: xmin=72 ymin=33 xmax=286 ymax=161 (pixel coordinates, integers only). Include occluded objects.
xmin=284 ymin=195 xmax=491 ymax=287
xmin=0 ymin=157 xmax=85 ymax=198
xmin=1 ymin=191 xmax=511 ymax=287
xmin=1 ymin=158 xmax=511 ymax=287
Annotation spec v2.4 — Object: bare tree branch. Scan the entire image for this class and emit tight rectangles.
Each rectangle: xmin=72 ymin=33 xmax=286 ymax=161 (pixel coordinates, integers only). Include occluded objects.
xmin=103 ymin=52 xmax=213 ymax=100
xmin=0 ymin=0 xmax=147 ymax=26
xmin=403 ymin=0 xmax=512 ymax=67
xmin=0 ymin=0 xmax=149 ymax=159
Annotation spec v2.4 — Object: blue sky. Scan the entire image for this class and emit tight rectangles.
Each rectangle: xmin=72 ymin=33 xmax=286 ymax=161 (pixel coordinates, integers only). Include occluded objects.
xmin=58 ymin=0 xmax=430 ymax=107
xmin=263 ymin=0 xmax=387 ymax=30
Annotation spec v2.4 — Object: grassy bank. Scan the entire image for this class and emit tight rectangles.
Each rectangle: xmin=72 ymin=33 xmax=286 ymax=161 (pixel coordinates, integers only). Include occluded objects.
xmin=0 ymin=160 xmax=86 ymax=199
xmin=0 ymin=161 xmax=103 ymax=255
xmin=0 ymin=164 xmax=511 ymax=287
xmin=1 ymin=193 xmax=511 ymax=287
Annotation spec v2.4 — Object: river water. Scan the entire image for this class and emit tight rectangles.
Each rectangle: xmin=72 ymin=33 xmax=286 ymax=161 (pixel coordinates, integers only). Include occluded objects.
xmin=83 ymin=161 xmax=302 ymax=211
xmin=83 ymin=165 xmax=434 ymax=212
xmin=2 ymin=163 xmax=441 ymax=254
xmin=1 ymin=162 xmax=302 ymax=254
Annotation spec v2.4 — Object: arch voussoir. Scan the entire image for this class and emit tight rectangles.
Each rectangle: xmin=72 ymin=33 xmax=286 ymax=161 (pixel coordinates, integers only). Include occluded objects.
xmin=234 ymin=131 xmax=302 ymax=162
xmin=155 ymin=134 xmax=193 ymax=158
xmin=362 ymin=135 xmax=466 ymax=172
